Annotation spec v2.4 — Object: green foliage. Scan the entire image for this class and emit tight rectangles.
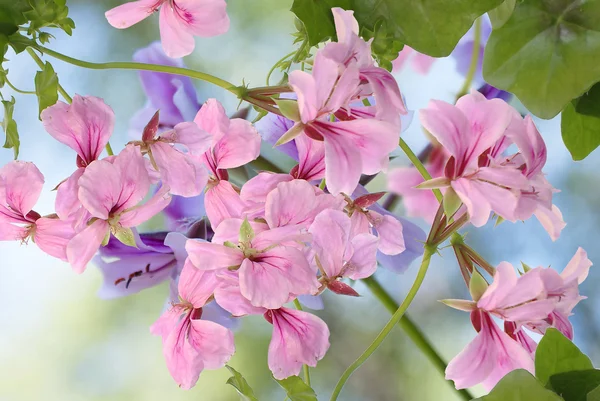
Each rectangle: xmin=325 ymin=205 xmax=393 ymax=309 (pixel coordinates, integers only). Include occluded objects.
xmin=226 ymin=365 xmax=260 ymax=401
xmin=488 ymin=0 xmax=516 ymax=28
xmin=472 ymin=369 xmax=563 ymax=401
xmin=274 ymin=376 xmax=318 ymax=401
xmin=561 ymin=83 xmax=600 ymax=160
xmin=291 ymin=0 xmax=501 ymax=68
xmin=33 ymin=60 xmax=58 ymax=118
xmin=484 ymin=0 xmax=600 ymax=119
xmin=23 ymin=0 xmax=75 ymax=36
xmin=548 ymin=370 xmax=600 ymax=401
xmin=1 ymin=96 xmax=19 ymax=158
xmin=535 ymin=329 xmax=594 ymax=386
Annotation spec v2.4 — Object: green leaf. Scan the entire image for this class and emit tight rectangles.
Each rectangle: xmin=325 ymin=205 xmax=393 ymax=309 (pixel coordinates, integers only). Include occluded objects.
xmin=469 ymin=269 xmax=488 ymax=302
xmin=274 ymin=376 xmax=317 ymax=401
xmin=1 ymin=96 xmax=19 ymax=159
xmin=274 ymin=98 xmax=301 ymax=122
xmin=290 ymin=0 xmax=348 ymax=46
xmin=587 ymin=385 xmax=600 ymax=401
xmin=112 ymin=226 xmax=137 ymax=248
xmin=239 ymin=218 xmax=255 ymax=244
xmin=473 ymin=369 xmax=564 ymax=401
xmin=225 ymin=366 xmax=259 ymax=401
xmin=488 ymin=0 xmax=516 ymax=28
xmin=548 ymin=370 xmax=600 ymax=401
xmin=34 ymin=61 xmax=58 ymax=118
xmin=484 ymin=0 xmax=600 ymax=119
xmin=535 ymin=328 xmax=594 ymax=386
xmin=442 ymin=186 xmax=462 ymax=219
xmin=561 ymin=84 xmax=600 ymax=161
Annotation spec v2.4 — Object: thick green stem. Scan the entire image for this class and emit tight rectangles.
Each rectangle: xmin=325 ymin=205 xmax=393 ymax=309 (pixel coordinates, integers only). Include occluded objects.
xmin=329 ymin=245 xmax=436 ymax=401
xmin=32 ymin=44 xmax=241 ymax=97
xmin=398 ymin=138 xmax=443 ymax=203
xmin=362 ymin=276 xmax=473 ymax=401
xmin=457 ymin=18 xmax=482 ymax=98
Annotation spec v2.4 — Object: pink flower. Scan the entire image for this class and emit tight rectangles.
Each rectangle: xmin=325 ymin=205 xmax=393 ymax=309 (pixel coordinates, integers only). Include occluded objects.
xmin=67 ymin=146 xmax=172 ymax=272
xmin=194 ymin=99 xmax=261 ymax=227
xmin=446 ymin=310 xmax=534 ymax=390
xmin=418 ymin=92 xmax=559 ymax=230
xmin=106 ymin=0 xmax=230 ymax=58
xmin=151 ymin=259 xmax=235 ymax=389
xmin=0 ymin=161 xmax=74 ymax=260
xmin=264 ymin=307 xmax=330 ymax=380
xmin=392 ymin=46 xmax=436 ymax=75
xmin=309 ymin=209 xmax=379 ymax=285
xmin=133 ymin=111 xmax=213 ymax=197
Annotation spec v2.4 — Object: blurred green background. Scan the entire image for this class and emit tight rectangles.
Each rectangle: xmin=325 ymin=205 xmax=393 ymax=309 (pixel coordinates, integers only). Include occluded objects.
xmin=1 ymin=1 xmax=599 ymax=400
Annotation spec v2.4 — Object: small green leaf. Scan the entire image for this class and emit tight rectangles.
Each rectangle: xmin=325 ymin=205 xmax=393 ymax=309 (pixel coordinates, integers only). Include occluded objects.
xmin=112 ymin=226 xmax=137 ymax=248
xmin=548 ymin=370 xmax=600 ymax=401
xmin=275 ymin=123 xmax=304 ymax=146
xmin=1 ymin=96 xmax=19 ymax=158
xmin=274 ymin=376 xmax=317 ymax=401
xmin=239 ymin=218 xmax=255 ymax=244
xmin=484 ymin=0 xmax=600 ymax=119
xmin=34 ymin=61 xmax=58 ymax=118
xmin=535 ymin=328 xmax=594 ymax=386
xmin=561 ymin=84 xmax=600 ymax=161
xmin=225 ymin=365 xmax=259 ymax=401
xmin=587 ymin=385 xmax=600 ymax=401
xmin=274 ymin=98 xmax=301 ymax=122
xmin=469 ymin=269 xmax=488 ymax=302
xmin=488 ymin=0 xmax=516 ymax=28
xmin=473 ymin=369 xmax=563 ymax=401
xmin=521 ymin=261 xmax=532 ymax=273
xmin=442 ymin=187 xmax=462 ymax=219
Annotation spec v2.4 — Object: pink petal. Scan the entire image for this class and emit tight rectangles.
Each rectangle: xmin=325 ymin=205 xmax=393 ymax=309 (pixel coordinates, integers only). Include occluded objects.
xmin=534 ymin=204 xmax=566 ymax=242
xmin=419 ymin=100 xmax=470 ymax=161
xmin=151 ymin=141 xmax=208 ymax=197
xmin=187 ymin=319 xmax=234 ymax=369
xmin=211 ymin=218 xmax=268 ymax=245
xmin=112 ymin=145 xmax=152 ymax=213
xmin=0 ymin=220 xmax=27 ymax=241
xmin=288 ymin=70 xmax=319 ymax=123
xmin=411 ymin=52 xmax=437 ymax=74
xmin=561 ymin=247 xmax=592 ymax=285
xmin=105 ymin=0 xmax=159 ymax=29
xmin=331 ymin=7 xmax=359 ymax=43
xmin=323 ymin=131 xmax=362 ymax=196
xmin=360 ymin=67 xmax=407 ymax=122
xmin=77 ymin=159 xmax=120 ymax=219
xmin=451 ymin=178 xmax=492 ymax=227
xmin=205 ymin=180 xmax=246 ymax=228
xmin=162 ymin=313 xmax=205 ymax=389
xmin=159 ymin=2 xmax=196 ymax=58
xmin=309 ymin=209 xmax=351 ymax=278
xmin=41 ymin=96 xmax=115 ymax=165
xmin=294 ymin=134 xmax=325 ymax=181
xmin=0 ymin=161 xmax=44 ymax=217
xmin=213 ymin=272 xmax=266 ymax=316
xmin=55 ymin=168 xmax=84 ymax=220
xmin=119 ymin=185 xmax=172 ymax=227
xmin=239 ymin=247 xmax=319 ymax=309
xmin=160 ymin=121 xmax=214 ymax=155
xmin=172 ymin=0 xmax=230 ymax=37
xmin=369 ymin=211 xmax=405 ymax=255
xmin=185 ymin=239 xmax=244 ymax=270
xmin=193 ymin=99 xmax=230 ymax=141
xmin=212 ymin=119 xmax=261 ymax=169
xmin=67 ymin=219 xmax=109 ymax=273
xmin=178 ymin=258 xmax=219 ymax=308
xmin=387 ymin=167 xmax=439 ymax=223
xmin=240 ymin=172 xmax=292 ymax=204
xmin=267 ymin=307 xmax=330 ymax=379
xmin=345 ymin=233 xmax=379 ymax=279
xmin=34 ymin=217 xmax=75 ymax=261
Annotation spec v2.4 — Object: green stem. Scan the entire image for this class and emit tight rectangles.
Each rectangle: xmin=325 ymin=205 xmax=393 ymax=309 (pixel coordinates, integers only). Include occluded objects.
xmin=457 ymin=18 xmax=482 ymax=98
xmin=4 ymin=77 xmax=36 ymax=95
xmin=362 ymin=276 xmax=473 ymax=401
xmin=266 ymin=51 xmax=295 ymax=86
xmin=32 ymin=44 xmax=241 ymax=97
xmin=329 ymin=245 xmax=436 ymax=401
xmin=293 ymin=299 xmax=311 ymax=387
xmin=398 ymin=138 xmax=443 ymax=203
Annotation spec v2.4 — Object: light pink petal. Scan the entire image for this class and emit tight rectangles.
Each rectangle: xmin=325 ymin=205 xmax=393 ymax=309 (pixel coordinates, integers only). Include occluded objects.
xmin=411 ymin=52 xmax=437 ymax=74
xmin=369 ymin=211 xmax=405 ymax=255
xmin=151 ymin=141 xmax=208 ymax=197
xmin=350 ymin=210 xmax=370 ymax=237
xmin=178 ymin=258 xmax=219 ymax=308
xmin=240 ymin=172 xmax=292 ymax=204
xmin=112 ymin=145 xmax=152 ymax=213
xmin=188 ymin=319 xmax=234 ymax=370
xmin=211 ymin=218 xmax=268 ymax=245
xmin=309 ymin=209 xmax=351 ymax=278
xmin=162 ymin=314 xmax=204 ymax=389
xmin=252 ymin=224 xmax=311 ymax=250
xmin=172 ymin=0 xmax=230 ymax=37
xmin=150 ymin=305 xmax=183 ymax=339
xmin=323 ymin=131 xmax=362 ymax=196
xmin=0 ymin=161 xmax=44 ymax=216
xmin=214 ymin=272 xmax=266 ymax=316
xmin=0 ymin=221 xmax=27 ymax=241
xmin=105 ymin=0 xmax=158 ymax=29
xmin=419 ymin=100 xmax=470 ymax=160
xmin=534 ymin=204 xmax=566 ymax=242
xmin=239 ymin=247 xmax=319 ymax=309
xmin=331 ymin=7 xmax=359 ymax=43
xmin=66 ymin=219 xmax=109 ymax=273
xmin=345 ymin=233 xmax=379 ymax=279
xmin=561 ymin=247 xmax=592 ymax=285
xmin=185 ymin=239 xmax=244 ymax=270
xmin=160 ymin=121 xmax=214 ymax=155
xmin=288 ymin=70 xmax=319 ymax=123
xmin=360 ymin=67 xmax=407 ymax=123
xmin=312 ymin=52 xmax=343 ymax=111
xmin=55 ymin=168 xmax=84 ymax=220
xmin=205 ymin=180 xmax=246 ymax=228
xmin=451 ymin=178 xmax=492 ymax=227
xmin=119 ymin=186 xmax=172 ymax=227
xmin=41 ymin=96 xmax=115 ymax=165
xmin=77 ymin=159 xmax=121 ymax=219
xmin=213 ymin=119 xmax=261 ymax=169
xmin=387 ymin=167 xmax=439 ymax=223
xmin=159 ymin=3 xmax=196 ymax=58
xmin=474 ymin=166 xmax=530 ymax=191
xmin=33 ymin=217 xmax=75 ymax=261
xmin=193 ymin=99 xmax=230 ymax=141
xmin=268 ymin=307 xmax=330 ymax=379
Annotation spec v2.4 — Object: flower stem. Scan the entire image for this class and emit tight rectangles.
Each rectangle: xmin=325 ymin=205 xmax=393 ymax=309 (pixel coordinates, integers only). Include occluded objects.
xmin=31 ymin=44 xmax=242 ymax=97
xmin=457 ymin=18 xmax=482 ymax=98
xmin=362 ymin=276 xmax=473 ymax=401
xmin=329 ymin=245 xmax=436 ymax=401
xmin=293 ymin=299 xmax=311 ymax=387
xmin=4 ymin=77 xmax=36 ymax=95
xmin=398 ymin=138 xmax=443 ymax=203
